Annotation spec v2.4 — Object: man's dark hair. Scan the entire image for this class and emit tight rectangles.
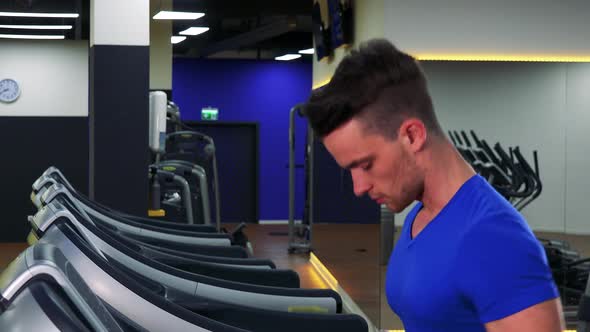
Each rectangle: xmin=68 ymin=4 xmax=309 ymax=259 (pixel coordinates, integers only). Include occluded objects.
xmin=304 ymin=38 xmax=442 ymax=140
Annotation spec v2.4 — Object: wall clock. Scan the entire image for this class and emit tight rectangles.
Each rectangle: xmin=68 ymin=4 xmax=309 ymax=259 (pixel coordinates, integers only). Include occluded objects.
xmin=0 ymin=79 xmax=21 ymax=103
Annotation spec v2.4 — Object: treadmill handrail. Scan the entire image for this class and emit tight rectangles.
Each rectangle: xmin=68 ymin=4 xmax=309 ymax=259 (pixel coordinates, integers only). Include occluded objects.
xmin=33 ymin=169 xmax=218 ymax=233
xmin=39 ymin=184 xmax=232 ymax=247
xmin=38 ymin=200 xmax=342 ymax=313
xmin=0 ymin=243 xmax=123 ymax=331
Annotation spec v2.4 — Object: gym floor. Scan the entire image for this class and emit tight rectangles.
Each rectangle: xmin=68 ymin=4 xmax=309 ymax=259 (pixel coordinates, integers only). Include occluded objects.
xmin=248 ymin=223 xmax=390 ymax=326
xmin=1 ymin=225 xmax=588 ymax=330
xmin=0 ymin=242 xmax=28 ymax=271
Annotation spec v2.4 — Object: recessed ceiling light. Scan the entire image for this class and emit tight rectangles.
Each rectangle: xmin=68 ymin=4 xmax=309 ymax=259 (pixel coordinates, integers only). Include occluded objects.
xmin=154 ymin=10 xmax=205 ymax=20
xmin=275 ymin=54 xmax=302 ymax=61
xmin=0 ymin=12 xmax=78 ymax=18
xmin=171 ymin=36 xmax=187 ymax=44
xmin=298 ymin=48 xmax=314 ymax=55
xmin=153 ymin=11 xmax=205 ymax=20
xmin=0 ymin=34 xmax=65 ymax=40
xmin=179 ymin=27 xmax=209 ymax=36
xmin=0 ymin=24 xmax=72 ymax=30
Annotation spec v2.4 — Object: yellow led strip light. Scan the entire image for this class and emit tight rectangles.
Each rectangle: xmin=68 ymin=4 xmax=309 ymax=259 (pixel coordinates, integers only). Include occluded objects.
xmin=365 ymin=322 xmax=574 ymax=331
xmin=416 ymin=54 xmax=590 ymax=62
xmin=309 ymin=252 xmax=339 ymax=291
xmin=312 ymin=53 xmax=590 ymax=90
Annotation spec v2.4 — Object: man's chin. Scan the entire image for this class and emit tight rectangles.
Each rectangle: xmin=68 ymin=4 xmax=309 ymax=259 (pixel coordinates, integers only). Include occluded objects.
xmin=385 ymin=203 xmax=402 ymax=213
xmin=385 ymin=201 xmax=411 ymax=213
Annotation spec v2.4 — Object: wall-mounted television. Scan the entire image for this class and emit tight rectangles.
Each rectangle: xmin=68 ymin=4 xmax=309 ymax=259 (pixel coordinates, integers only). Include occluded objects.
xmin=313 ymin=0 xmax=354 ymax=62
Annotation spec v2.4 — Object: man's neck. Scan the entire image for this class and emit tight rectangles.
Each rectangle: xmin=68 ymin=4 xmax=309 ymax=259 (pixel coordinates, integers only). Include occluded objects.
xmin=419 ymin=141 xmax=476 ymax=218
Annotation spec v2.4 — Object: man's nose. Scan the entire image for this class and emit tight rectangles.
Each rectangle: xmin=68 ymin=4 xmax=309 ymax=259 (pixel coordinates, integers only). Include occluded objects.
xmin=351 ymin=169 xmax=371 ymax=197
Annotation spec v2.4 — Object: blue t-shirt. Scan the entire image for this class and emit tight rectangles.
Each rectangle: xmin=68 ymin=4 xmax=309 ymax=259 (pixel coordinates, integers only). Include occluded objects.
xmin=385 ymin=175 xmax=558 ymax=332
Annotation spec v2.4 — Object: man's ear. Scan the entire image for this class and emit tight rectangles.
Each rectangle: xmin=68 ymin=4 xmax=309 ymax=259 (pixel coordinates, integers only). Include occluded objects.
xmin=398 ymin=118 xmax=427 ymax=152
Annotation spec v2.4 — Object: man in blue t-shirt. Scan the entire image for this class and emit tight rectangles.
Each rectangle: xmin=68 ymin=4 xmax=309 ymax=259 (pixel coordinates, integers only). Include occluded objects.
xmin=304 ymin=39 xmax=563 ymax=331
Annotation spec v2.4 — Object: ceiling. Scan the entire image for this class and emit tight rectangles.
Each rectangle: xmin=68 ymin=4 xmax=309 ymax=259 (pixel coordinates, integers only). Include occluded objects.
xmin=0 ymin=0 xmax=313 ymax=61
xmin=172 ymin=0 xmax=312 ymax=60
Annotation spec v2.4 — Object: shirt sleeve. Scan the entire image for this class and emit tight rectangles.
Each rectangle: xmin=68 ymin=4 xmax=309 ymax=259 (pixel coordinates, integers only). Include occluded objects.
xmin=454 ymin=212 xmax=560 ymax=323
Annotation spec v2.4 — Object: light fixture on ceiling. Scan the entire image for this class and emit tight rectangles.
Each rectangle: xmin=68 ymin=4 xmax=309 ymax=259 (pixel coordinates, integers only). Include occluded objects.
xmin=0 ymin=34 xmax=65 ymax=40
xmin=179 ymin=27 xmax=209 ymax=36
xmin=153 ymin=11 xmax=205 ymax=20
xmin=0 ymin=12 xmax=78 ymax=18
xmin=0 ymin=24 xmax=73 ymax=30
xmin=275 ymin=54 xmax=302 ymax=61
xmin=298 ymin=48 xmax=314 ymax=55
xmin=171 ymin=36 xmax=186 ymax=44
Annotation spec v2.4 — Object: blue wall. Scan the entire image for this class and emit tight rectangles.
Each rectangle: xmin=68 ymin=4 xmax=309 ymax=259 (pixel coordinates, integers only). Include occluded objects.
xmin=173 ymin=58 xmax=311 ymax=221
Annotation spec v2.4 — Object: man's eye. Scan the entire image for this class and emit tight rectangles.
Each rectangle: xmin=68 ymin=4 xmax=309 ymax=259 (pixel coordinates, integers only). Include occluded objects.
xmin=361 ymin=163 xmax=372 ymax=171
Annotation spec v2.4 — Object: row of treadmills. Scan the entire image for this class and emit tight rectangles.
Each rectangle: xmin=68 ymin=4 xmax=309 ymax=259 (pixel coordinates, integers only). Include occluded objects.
xmin=0 ymin=166 xmax=369 ymax=331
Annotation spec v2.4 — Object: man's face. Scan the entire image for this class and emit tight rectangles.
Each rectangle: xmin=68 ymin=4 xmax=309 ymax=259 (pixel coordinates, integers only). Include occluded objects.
xmin=322 ymin=118 xmax=423 ymax=213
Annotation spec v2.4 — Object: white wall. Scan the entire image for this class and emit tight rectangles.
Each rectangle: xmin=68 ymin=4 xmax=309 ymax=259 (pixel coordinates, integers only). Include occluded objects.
xmin=564 ymin=64 xmax=590 ymax=234
xmin=91 ymin=0 xmax=149 ymax=47
xmin=384 ymin=0 xmax=590 ymax=59
xmin=0 ymin=40 xmax=88 ymax=117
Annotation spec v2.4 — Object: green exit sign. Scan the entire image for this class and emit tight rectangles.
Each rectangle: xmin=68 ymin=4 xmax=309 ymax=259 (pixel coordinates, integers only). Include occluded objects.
xmin=201 ymin=107 xmax=218 ymax=121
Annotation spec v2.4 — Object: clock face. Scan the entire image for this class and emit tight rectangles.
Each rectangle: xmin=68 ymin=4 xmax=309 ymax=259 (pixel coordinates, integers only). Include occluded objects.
xmin=0 ymin=79 xmax=21 ymax=103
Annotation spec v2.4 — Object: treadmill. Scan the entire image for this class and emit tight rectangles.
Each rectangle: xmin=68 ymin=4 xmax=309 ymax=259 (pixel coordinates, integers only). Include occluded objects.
xmin=31 ymin=198 xmax=342 ymax=312
xmin=33 ymin=167 xmax=250 ymax=252
xmin=0 ymin=243 xmax=124 ymax=331
xmin=33 ymin=166 xmax=217 ymax=234
xmin=36 ymin=182 xmax=250 ymax=259
xmin=152 ymin=160 xmax=212 ymax=226
xmin=27 ymin=203 xmax=369 ymax=331
xmin=31 ymin=191 xmax=300 ymax=288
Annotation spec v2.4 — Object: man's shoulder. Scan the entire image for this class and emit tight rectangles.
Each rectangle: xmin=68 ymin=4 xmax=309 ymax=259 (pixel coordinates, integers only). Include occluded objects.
xmin=461 ymin=206 xmax=535 ymax=254
xmin=454 ymin=177 xmax=535 ymax=248
xmin=461 ymin=176 xmax=524 ymax=226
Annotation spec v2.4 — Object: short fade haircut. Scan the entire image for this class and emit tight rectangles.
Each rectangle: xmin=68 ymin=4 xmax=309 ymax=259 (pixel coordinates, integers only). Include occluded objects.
xmin=304 ymin=38 xmax=443 ymax=140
